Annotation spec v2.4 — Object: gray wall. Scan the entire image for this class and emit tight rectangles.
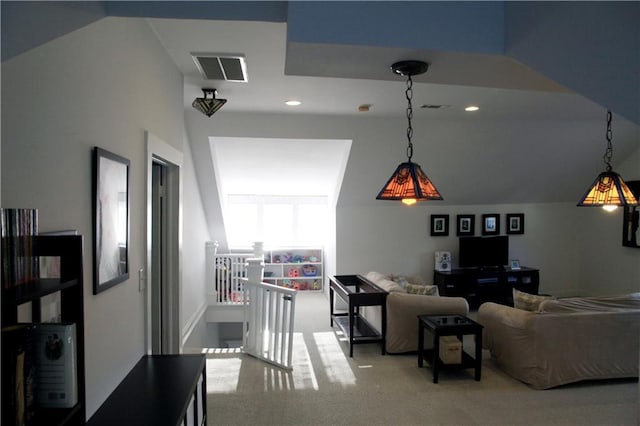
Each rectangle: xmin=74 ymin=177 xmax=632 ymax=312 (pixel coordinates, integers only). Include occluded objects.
xmin=187 ymin=110 xmax=640 ymax=298
xmin=1 ymin=17 xmax=211 ymax=418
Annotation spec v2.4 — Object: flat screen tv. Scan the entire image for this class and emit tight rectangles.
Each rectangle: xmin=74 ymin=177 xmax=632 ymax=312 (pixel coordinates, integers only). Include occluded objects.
xmin=458 ymin=236 xmax=509 ymax=269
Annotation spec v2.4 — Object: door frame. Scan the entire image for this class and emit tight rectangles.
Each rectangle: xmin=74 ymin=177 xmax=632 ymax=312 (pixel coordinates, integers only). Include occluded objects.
xmin=145 ymin=131 xmax=183 ymax=354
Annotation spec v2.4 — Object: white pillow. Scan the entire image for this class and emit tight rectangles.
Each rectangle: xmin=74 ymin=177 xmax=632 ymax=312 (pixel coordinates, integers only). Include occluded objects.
xmin=513 ymin=289 xmax=553 ymax=312
xmin=364 ymin=271 xmax=389 ymax=284
xmin=375 ymin=278 xmax=406 ymax=293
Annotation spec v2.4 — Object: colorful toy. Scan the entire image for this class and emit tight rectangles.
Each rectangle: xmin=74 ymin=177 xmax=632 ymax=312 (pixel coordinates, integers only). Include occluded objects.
xmin=302 ymin=264 xmax=317 ymax=276
xmin=288 ymin=268 xmax=300 ymax=278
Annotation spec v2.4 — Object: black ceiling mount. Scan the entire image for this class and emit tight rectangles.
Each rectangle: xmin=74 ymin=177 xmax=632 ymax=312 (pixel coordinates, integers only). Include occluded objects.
xmin=391 ymin=60 xmax=429 ymax=77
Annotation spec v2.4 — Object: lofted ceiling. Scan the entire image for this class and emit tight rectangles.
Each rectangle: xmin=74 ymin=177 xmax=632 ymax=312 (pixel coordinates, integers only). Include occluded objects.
xmin=2 ymin=3 xmax=637 ymax=206
xmin=149 ymin=18 xmax=605 ymax=120
xmin=147 ymin=17 xmax=638 ymax=204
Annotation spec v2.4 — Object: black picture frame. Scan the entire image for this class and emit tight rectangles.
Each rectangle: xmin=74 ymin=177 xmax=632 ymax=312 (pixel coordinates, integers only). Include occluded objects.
xmin=481 ymin=213 xmax=500 ymax=236
xmin=506 ymin=213 xmax=525 ymax=235
xmin=622 ymin=180 xmax=640 ymax=248
xmin=93 ymin=147 xmax=130 ymax=294
xmin=456 ymin=214 xmax=475 ymax=236
xmin=430 ymin=214 xmax=449 ymax=236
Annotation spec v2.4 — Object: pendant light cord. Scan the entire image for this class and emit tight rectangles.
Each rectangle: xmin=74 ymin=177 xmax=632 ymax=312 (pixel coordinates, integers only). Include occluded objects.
xmin=406 ymin=74 xmax=414 ymax=161
xmin=603 ymin=110 xmax=613 ymax=171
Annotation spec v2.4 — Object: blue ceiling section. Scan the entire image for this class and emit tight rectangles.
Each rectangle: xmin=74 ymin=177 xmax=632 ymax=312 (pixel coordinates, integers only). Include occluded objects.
xmin=287 ymin=1 xmax=505 ymax=54
xmin=1 ymin=1 xmax=107 ymax=61
xmin=1 ymin=1 xmax=287 ymax=62
xmin=104 ymin=1 xmax=287 ymax=21
xmin=505 ymin=1 xmax=640 ymax=126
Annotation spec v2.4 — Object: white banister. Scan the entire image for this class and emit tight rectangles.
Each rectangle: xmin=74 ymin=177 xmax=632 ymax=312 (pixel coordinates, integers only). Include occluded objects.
xmin=243 ymin=258 xmax=297 ymax=370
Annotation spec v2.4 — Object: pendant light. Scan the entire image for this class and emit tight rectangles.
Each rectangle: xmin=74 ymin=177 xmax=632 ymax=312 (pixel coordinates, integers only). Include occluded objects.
xmin=577 ymin=110 xmax=638 ymax=211
xmin=376 ymin=61 xmax=443 ymax=205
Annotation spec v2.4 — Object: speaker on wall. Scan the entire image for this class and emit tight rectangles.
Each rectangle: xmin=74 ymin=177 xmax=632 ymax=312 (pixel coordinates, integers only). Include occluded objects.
xmin=435 ymin=251 xmax=451 ymax=272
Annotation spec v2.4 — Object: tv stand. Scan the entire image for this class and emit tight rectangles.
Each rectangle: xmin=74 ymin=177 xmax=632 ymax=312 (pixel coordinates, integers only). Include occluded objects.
xmin=434 ymin=267 xmax=539 ymax=308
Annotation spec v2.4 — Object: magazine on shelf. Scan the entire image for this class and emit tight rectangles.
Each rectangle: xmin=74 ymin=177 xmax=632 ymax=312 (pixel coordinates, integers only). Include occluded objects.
xmin=34 ymin=323 xmax=77 ymax=408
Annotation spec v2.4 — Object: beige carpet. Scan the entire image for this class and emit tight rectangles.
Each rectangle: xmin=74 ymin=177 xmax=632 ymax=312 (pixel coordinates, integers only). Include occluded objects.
xmin=197 ymin=292 xmax=638 ymax=425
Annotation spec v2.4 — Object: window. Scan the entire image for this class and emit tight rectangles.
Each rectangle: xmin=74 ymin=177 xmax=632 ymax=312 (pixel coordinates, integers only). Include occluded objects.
xmin=225 ymin=195 xmax=328 ymax=249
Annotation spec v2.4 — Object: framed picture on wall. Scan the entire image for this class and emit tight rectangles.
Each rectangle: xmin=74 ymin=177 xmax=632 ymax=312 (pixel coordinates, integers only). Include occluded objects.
xmin=456 ymin=214 xmax=475 ymax=236
xmin=506 ymin=213 xmax=525 ymax=235
xmin=622 ymin=180 xmax=640 ymax=248
xmin=481 ymin=213 xmax=500 ymax=236
xmin=430 ymin=214 xmax=449 ymax=236
xmin=93 ymin=147 xmax=130 ymax=295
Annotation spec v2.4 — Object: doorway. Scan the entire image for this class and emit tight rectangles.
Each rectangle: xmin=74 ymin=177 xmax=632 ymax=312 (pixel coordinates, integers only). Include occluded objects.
xmin=145 ymin=131 xmax=183 ymax=354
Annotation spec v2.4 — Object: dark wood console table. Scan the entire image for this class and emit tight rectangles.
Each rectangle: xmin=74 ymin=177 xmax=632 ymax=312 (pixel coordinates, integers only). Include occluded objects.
xmin=88 ymin=354 xmax=206 ymax=426
xmin=434 ymin=267 xmax=539 ymax=308
xmin=329 ymin=275 xmax=387 ymax=357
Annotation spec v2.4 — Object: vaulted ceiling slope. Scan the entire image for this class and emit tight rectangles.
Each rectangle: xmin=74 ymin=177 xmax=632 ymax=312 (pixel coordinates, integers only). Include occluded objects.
xmin=2 ymin=1 xmax=638 ymax=125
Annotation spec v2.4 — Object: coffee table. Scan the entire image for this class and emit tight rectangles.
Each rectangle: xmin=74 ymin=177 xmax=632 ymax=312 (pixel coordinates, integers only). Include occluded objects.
xmin=417 ymin=314 xmax=483 ymax=383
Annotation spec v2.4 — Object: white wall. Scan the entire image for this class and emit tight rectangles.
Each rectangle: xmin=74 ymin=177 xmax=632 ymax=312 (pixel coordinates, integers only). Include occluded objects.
xmin=187 ymin=110 xmax=638 ymax=298
xmin=1 ymin=16 xmax=209 ymax=418
xmin=180 ymin=133 xmax=211 ymax=342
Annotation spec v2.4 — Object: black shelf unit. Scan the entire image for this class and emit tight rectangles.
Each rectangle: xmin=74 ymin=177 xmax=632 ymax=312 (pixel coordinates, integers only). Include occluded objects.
xmin=2 ymin=235 xmax=86 ymax=425
xmin=434 ymin=267 xmax=539 ymax=308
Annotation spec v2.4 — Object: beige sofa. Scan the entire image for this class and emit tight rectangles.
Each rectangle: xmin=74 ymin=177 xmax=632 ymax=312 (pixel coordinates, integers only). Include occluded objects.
xmin=361 ymin=271 xmax=469 ymax=354
xmin=478 ymin=293 xmax=640 ymax=389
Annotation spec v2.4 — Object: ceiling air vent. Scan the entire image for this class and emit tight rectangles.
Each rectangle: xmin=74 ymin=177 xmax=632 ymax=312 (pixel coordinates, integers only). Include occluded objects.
xmin=192 ymin=53 xmax=248 ymax=82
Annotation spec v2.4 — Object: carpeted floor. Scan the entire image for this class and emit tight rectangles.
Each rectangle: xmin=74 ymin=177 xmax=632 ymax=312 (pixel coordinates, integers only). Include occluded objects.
xmin=196 ymin=292 xmax=639 ymax=425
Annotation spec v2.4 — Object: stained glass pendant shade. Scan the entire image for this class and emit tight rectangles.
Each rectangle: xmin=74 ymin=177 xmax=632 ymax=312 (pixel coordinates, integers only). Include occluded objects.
xmin=377 ymin=161 xmax=442 ymax=205
xmin=376 ymin=60 xmax=443 ymax=206
xmin=577 ymin=110 xmax=638 ymax=209
xmin=192 ymin=88 xmax=227 ymax=117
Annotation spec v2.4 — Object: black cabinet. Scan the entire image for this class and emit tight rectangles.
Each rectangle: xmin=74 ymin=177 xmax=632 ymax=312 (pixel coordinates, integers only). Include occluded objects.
xmin=434 ymin=267 xmax=539 ymax=308
xmin=2 ymin=235 xmax=86 ymax=425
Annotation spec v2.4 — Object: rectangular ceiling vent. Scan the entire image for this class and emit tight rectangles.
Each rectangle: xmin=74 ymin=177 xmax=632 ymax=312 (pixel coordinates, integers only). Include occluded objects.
xmin=192 ymin=53 xmax=248 ymax=82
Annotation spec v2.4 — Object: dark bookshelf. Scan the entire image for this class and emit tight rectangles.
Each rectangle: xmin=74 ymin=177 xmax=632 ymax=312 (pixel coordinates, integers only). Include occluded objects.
xmin=2 ymin=235 xmax=86 ymax=425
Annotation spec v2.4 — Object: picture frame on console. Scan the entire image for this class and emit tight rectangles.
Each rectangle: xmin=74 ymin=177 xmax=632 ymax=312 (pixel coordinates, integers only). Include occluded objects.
xmin=481 ymin=214 xmax=500 ymax=236
xmin=506 ymin=213 xmax=525 ymax=235
xmin=456 ymin=214 xmax=475 ymax=236
xmin=93 ymin=147 xmax=130 ymax=295
xmin=430 ymin=214 xmax=449 ymax=236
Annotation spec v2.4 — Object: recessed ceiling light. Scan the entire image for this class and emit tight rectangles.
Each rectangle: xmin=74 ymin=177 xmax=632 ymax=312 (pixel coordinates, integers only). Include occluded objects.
xmin=285 ymin=100 xmax=301 ymax=106
xmin=465 ymin=105 xmax=480 ymax=112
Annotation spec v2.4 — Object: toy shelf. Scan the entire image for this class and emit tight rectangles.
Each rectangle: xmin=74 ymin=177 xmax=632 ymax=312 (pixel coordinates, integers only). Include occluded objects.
xmin=263 ymin=248 xmax=323 ymax=291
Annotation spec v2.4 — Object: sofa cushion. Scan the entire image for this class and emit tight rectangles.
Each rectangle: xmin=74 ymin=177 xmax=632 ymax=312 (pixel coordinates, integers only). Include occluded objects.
xmin=364 ymin=271 xmax=389 ymax=285
xmin=375 ymin=278 xmax=406 ymax=293
xmin=513 ymin=289 xmax=553 ymax=312
xmin=405 ymin=283 xmax=439 ymax=296
xmin=389 ymin=274 xmax=426 ymax=287
xmin=540 ymin=293 xmax=640 ymax=313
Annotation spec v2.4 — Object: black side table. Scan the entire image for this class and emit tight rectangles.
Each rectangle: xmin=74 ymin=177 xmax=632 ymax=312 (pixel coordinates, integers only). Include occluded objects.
xmin=417 ymin=314 xmax=483 ymax=383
